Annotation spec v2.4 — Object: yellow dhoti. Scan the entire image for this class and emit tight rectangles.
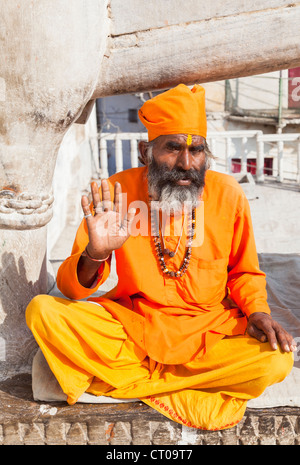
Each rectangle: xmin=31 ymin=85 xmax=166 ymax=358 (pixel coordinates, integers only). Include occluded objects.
xmin=26 ymin=294 xmax=293 ymax=431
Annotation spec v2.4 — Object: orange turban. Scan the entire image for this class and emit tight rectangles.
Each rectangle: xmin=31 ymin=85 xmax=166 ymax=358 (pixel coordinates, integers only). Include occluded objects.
xmin=138 ymin=84 xmax=207 ymax=141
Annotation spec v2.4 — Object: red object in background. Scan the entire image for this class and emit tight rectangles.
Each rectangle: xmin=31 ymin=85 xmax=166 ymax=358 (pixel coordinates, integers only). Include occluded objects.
xmin=288 ymin=67 xmax=300 ymax=108
xmin=231 ymin=158 xmax=273 ymax=175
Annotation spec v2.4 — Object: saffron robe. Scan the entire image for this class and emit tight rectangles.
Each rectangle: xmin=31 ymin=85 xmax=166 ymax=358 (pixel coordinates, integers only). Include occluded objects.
xmin=26 ymin=168 xmax=293 ymax=430
xmin=57 ymin=167 xmax=272 ymax=364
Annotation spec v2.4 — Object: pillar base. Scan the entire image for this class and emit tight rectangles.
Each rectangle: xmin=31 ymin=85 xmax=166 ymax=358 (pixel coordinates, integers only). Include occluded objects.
xmin=0 ymin=227 xmax=49 ymax=380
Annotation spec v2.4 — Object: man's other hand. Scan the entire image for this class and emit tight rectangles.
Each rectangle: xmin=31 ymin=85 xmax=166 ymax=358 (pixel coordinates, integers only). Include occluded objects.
xmin=247 ymin=312 xmax=297 ymax=353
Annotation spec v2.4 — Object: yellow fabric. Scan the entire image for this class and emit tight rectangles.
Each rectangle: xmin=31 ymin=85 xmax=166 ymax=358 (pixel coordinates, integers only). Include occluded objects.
xmin=138 ymin=84 xmax=207 ymax=141
xmin=26 ymin=295 xmax=293 ymax=431
xmin=56 ymin=168 xmax=271 ymax=365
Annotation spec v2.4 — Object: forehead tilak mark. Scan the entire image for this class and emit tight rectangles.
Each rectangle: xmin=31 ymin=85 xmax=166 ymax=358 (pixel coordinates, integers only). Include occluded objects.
xmin=186 ymin=134 xmax=192 ymax=146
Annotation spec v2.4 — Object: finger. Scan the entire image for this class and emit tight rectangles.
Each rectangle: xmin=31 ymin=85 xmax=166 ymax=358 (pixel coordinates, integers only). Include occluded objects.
xmin=276 ymin=332 xmax=290 ymax=352
xmin=248 ymin=316 xmax=279 ymax=350
xmin=81 ymin=195 xmax=93 ymax=220
xmin=290 ymin=338 xmax=298 ymax=352
xmin=90 ymin=181 xmax=103 ymax=215
xmin=101 ymin=179 xmax=113 ymax=212
xmin=286 ymin=334 xmax=297 ymax=352
xmin=275 ymin=327 xmax=295 ymax=352
xmin=262 ymin=325 xmax=278 ymax=351
xmin=247 ymin=324 xmax=267 ymax=343
xmin=114 ymin=182 xmax=122 ymax=214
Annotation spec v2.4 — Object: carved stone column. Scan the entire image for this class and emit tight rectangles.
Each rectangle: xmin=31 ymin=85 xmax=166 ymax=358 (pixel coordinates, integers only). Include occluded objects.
xmin=0 ymin=0 xmax=109 ymax=379
xmin=2 ymin=0 xmax=300 ymax=382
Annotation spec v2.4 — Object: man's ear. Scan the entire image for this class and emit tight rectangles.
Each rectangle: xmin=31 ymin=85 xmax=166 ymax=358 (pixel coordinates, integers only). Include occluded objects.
xmin=138 ymin=140 xmax=149 ymax=166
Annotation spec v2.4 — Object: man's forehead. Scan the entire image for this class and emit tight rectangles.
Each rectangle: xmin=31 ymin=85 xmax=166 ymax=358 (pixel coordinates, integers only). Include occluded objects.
xmin=157 ymin=134 xmax=205 ymax=145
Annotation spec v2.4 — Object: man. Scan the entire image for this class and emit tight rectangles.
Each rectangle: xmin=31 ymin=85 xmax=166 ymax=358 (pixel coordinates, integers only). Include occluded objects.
xmin=26 ymin=84 xmax=295 ymax=431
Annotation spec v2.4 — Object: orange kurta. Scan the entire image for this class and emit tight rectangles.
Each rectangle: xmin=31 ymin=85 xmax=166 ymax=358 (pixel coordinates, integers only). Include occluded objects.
xmin=56 ymin=167 xmax=270 ymax=365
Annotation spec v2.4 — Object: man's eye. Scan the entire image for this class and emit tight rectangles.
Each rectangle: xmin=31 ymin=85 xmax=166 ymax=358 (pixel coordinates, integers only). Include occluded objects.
xmin=190 ymin=145 xmax=205 ymax=153
xmin=166 ymin=144 xmax=181 ymax=152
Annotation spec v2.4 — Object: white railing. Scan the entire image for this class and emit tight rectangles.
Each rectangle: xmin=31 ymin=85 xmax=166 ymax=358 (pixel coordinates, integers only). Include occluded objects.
xmin=98 ymin=132 xmax=147 ymax=178
xmin=256 ymin=132 xmax=300 ymax=183
xmin=95 ymin=131 xmax=300 ymax=184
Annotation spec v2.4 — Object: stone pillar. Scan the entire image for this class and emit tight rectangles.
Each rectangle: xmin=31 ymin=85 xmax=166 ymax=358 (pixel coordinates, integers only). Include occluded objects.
xmin=1 ymin=0 xmax=300 ymax=382
xmin=0 ymin=0 xmax=109 ymax=379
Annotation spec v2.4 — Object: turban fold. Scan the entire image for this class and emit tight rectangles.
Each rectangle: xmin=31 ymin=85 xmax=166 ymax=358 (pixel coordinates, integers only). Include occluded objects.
xmin=138 ymin=84 xmax=207 ymax=141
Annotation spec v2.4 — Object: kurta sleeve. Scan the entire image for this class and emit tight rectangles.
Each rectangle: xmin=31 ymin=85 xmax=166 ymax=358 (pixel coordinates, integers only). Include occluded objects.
xmin=227 ymin=192 xmax=270 ymax=318
xmin=56 ymin=217 xmax=111 ymax=300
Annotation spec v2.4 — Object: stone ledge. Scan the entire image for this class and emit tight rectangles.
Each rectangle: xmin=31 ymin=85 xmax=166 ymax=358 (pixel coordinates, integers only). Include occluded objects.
xmin=0 ymin=374 xmax=300 ymax=445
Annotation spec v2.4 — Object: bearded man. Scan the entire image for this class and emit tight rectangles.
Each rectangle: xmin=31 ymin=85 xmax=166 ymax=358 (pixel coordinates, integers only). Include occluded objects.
xmin=26 ymin=84 xmax=295 ymax=431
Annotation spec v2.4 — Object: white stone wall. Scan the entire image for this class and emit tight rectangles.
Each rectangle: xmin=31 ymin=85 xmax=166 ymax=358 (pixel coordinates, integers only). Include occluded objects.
xmin=228 ymin=71 xmax=289 ymax=111
xmin=47 ymin=105 xmax=99 ymax=253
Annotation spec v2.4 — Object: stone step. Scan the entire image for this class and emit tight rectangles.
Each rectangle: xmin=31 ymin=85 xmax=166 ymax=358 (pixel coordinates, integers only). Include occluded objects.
xmin=0 ymin=374 xmax=300 ymax=445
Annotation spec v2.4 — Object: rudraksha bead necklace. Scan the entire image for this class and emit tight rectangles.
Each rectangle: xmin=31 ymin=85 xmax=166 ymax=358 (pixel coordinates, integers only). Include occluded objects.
xmin=150 ymin=207 xmax=196 ymax=278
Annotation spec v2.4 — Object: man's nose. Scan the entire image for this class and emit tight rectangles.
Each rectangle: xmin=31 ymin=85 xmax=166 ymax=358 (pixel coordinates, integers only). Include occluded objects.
xmin=176 ymin=148 xmax=192 ymax=170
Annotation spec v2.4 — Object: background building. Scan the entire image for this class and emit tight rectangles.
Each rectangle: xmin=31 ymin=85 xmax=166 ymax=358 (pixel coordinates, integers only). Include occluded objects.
xmin=96 ymin=69 xmax=300 ymax=179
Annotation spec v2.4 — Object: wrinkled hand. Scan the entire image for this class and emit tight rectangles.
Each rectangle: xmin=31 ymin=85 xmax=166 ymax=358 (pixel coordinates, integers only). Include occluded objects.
xmin=81 ymin=180 xmax=136 ymax=260
xmin=247 ymin=312 xmax=297 ymax=353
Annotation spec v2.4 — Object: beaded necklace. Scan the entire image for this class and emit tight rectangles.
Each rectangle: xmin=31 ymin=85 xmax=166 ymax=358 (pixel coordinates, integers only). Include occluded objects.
xmin=160 ymin=213 xmax=185 ymax=258
xmin=150 ymin=206 xmax=196 ymax=278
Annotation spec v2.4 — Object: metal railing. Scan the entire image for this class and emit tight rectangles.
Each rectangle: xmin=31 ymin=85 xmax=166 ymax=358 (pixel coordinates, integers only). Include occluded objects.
xmin=95 ymin=131 xmax=300 ymax=185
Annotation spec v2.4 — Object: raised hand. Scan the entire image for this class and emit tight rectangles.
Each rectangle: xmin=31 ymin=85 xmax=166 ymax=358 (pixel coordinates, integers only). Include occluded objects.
xmin=77 ymin=179 xmax=135 ymax=288
xmin=81 ymin=179 xmax=136 ymax=260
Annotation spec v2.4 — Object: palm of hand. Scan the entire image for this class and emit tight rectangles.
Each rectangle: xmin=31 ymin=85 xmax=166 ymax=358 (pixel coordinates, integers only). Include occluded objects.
xmin=88 ymin=210 xmax=129 ymax=253
xmin=81 ymin=180 xmax=136 ymax=259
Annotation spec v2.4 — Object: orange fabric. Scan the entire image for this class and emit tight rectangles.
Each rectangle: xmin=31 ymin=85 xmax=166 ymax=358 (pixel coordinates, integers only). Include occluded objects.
xmin=25 ymin=295 xmax=293 ymax=429
xmin=138 ymin=84 xmax=207 ymax=140
xmin=57 ymin=167 xmax=270 ymax=365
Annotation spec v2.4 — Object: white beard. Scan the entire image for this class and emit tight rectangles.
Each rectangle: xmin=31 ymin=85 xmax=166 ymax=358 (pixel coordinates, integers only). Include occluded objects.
xmin=146 ymin=145 xmax=205 ymax=214
xmin=149 ymin=184 xmax=200 ymax=214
